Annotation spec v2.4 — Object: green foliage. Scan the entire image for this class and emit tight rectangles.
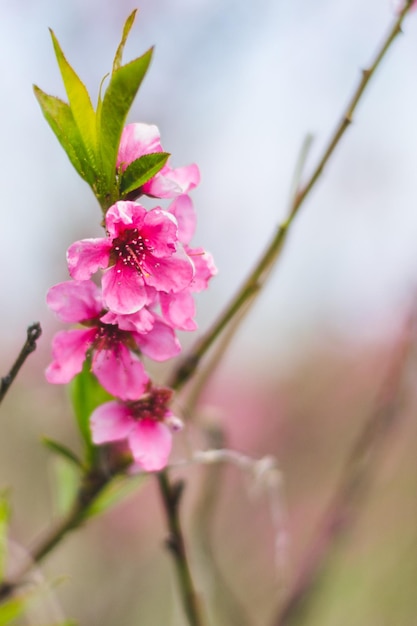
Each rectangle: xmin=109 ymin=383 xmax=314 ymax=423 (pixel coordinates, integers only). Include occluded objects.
xmin=33 ymin=88 xmax=96 ymax=185
xmin=34 ymin=10 xmax=153 ymax=212
xmin=112 ymin=9 xmax=137 ymax=73
xmin=49 ymin=30 xmax=97 ymax=168
xmin=69 ymin=361 xmax=113 ymax=466
xmin=42 ymin=437 xmax=83 ymax=469
xmin=84 ymin=474 xmax=146 ymax=520
xmin=0 ymin=595 xmax=31 ymax=626
xmin=51 ymin=457 xmax=80 ymax=517
xmin=120 ymin=152 xmax=170 ymax=196
xmin=0 ymin=492 xmax=9 ymax=583
xmin=97 ymin=48 xmax=153 ymax=207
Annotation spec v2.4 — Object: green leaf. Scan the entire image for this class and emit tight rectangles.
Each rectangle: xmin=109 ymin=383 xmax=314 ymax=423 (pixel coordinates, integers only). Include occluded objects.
xmin=42 ymin=437 xmax=83 ymax=469
xmin=0 ymin=492 xmax=9 ymax=583
xmin=69 ymin=362 xmax=113 ymax=466
xmin=85 ymin=474 xmax=146 ymax=520
xmin=0 ymin=595 xmax=30 ymax=626
xmin=120 ymin=152 xmax=170 ymax=196
xmin=51 ymin=457 xmax=79 ymax=517
xmin=33 ymin=86 xmax=96 ymax=185
xmin=98 ymin=48 xmax=153 ymax=199
xmin=49 ymin=30 xmax=97 ymax=166
xmin=112 ymin=10 xmax=138 ymax=74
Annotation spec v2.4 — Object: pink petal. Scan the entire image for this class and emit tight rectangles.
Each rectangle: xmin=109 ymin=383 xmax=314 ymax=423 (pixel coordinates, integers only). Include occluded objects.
xmin=117 ymin=123 xmax=162 ymax=171
xmin=168 ymin=195 xmax=196 ymax=244
xmin=141 ymin=209 xmax=178 ymax=257
xmin=67 ymin=238 xmax=112 ymax=280
xmin=46 ymin=280 xmax=102 ymax=323
xmin=143 ymin=163 xmax=200 ymax=198
xmin=45 ymin=328 xmax=95 ymax=384
xmin=187 ymin=247 xmax=217 ymax=292
xmin=144 ymin=248 xmax=194 ymax=293
xmin=102 ymin=264 xmax=148 ymax=315
xmin=100 ymin=307 xmax=155 ymax=333
xmin=90 ymin=401 xmax=133 ymax=444
xmin=105 ymin=201 xmax=146 ymax=238
xmin=160 ymin=291 xmax=197 ymax=331
xmin=92 ymin=344 xmax=149 ymax=400
xmin=135 ymin=319 xmax=181 ymax=361
xmin=128 ymin=419 xmax=172 ymax=471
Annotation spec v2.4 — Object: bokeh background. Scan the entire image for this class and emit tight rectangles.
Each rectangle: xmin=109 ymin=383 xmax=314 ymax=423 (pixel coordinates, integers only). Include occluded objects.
xmin=1 ymin=1 xmax=417 ymax=624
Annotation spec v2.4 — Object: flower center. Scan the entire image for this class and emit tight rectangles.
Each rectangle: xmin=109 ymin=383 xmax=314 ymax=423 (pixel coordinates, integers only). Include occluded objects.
xmin=112 ymin=228 xmax=153 ymax=275
xmin=130 ymin=387 xmax=173 ymax=422
xmin=92 ymin=323 xmax=131 ymax=352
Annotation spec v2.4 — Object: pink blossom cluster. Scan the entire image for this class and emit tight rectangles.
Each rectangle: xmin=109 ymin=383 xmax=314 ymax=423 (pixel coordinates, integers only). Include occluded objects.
xmin=46 ymin=124 xmax=216 ymax=471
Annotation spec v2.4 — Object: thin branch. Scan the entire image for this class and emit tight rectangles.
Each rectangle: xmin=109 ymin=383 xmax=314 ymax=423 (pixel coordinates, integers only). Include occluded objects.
xmin=157 ymin=472 xmax=205 ymax=626
xmin=0 ymin=323 xmax=42 ymax=404
xmin=270 ymin=320 xmax=412 ymax=626
xmin=0 ymin=455 xmax=128 ymax=602
xmin=168 ymin=1 xmax=414 ymax=394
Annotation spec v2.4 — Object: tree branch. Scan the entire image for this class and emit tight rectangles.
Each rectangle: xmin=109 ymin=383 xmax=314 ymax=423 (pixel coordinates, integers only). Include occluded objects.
xmin=0 ymin=323 xmax=42 ymax=405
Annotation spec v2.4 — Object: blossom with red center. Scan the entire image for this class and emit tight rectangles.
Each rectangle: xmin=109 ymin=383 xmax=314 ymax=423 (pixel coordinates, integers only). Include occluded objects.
xmin=45 ymin=280 xmax=180 ymax=400
xmin=67 ymin=201 xmax=194 ymax=315
xmin=117 ymin=123 xmax=200 ymax=199
xmin=90 ymin=386 xmax=182 ymax=471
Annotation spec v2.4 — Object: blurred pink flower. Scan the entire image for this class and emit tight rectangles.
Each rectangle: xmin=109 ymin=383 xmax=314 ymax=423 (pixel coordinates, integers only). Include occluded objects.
xmin=45 ymin=280 xmax=180 ymax=399
xmin=90 ymin=386 xmax=181 ymax=471
xmin=117 ymin=123 xmax=200 ymax=198
xmin=67 ymin=201 xmax=194 ymax=315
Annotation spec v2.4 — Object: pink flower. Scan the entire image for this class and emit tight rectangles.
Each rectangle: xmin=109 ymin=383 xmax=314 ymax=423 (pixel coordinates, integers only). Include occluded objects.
xmin=158 ymin=195 xmax=217 ymax=330
xmin=117 ymin=123 xmax=200 ymax=199
xmin=67 ymin=201 xmax=194 ymax=315
xmin=45 ymin=280 xmax=180 ymax=399
xmin=90 ymin=386 xmax=182 ymax=471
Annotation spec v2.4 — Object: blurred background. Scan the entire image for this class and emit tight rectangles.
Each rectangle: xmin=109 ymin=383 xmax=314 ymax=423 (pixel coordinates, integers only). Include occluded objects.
xmin=1 ymin=0 xmax=417 ymax=624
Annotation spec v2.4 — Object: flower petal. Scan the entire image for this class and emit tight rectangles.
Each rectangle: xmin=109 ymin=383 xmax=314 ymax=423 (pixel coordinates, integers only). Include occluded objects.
xmin=135 ymin=319 xmax=181 ymax=361
xmin=187 ymin=247 xmax=217 ymax=292
xmin=102 ymin=264 xmax=148 ymax=315
xmin=141 ymin=208 xmax=178 ymax=257
xmin=159 ymin=291 xmax=197 ymax=331
xmin=100 ymin=307 xmax=155 ymax=333
xmin=46 ymin=280 xmax=102 ymax=323
xmin=143 ymin=163 xmax=200 ymax=198
xmin=92 ymin=344 xmax=149 ymax=400
xmin=90 ymin=401 xmax=133 ymax=444
xmin=117 ymin=123 xmax=162 ymax=171
xmin=128 ymin=419 xmax=172 ymax=471
xmin=167 ymin=195 xmax=196 ymax=244
xmin=144 ymin=248 xmax=194 ymax=293
xmin=45 ymin=328 xmax=94 ymax=384
xmin=105 ymin=200 xmax=146 ymax=238
xmin=67 ymin=238 xmax=112 ymax=280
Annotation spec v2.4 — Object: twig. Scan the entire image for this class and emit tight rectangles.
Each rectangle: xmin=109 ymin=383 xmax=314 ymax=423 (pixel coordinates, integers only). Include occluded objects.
xmin=0 ymin=323 xmax=42 ymax=404
xmin=0 ymin=455 xmax=127 ymax=602
xmin=270 ymin=320 xmax=412 ymax=626
xmin=168 ymin=0 xmax=414 ymax=394
xmin=157 ymin=472 xmax=205 ymax=626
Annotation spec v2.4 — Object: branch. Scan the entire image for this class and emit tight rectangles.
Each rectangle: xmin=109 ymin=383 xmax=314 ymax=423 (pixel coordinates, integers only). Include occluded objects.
xmin=157 ymin=472 xmax=205 ymax=626
xmin=0 ymin=455 xmax=128 ymax=602
xmin=168 ymin=0 xmax=414 ymax=393
xmin=0 ymin=323 xmax=42 ymax=404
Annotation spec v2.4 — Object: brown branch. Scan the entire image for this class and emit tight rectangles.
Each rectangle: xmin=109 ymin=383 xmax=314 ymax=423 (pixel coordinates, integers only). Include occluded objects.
xmin=0 ymin=323 xmax=42 ymax=405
